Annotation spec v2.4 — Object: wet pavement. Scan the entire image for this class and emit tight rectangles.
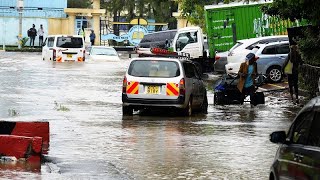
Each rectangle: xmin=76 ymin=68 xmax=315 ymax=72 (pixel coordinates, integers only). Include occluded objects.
xmin=0 ymin=52 xmax=303 ymax=179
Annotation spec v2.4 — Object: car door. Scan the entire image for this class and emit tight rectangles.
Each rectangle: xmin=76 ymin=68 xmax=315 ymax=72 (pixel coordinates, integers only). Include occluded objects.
xmin=294 ymin=110 xmax=320 ymax=180
xmin=183 ymin=62 xmax=199 ymax=107
xmin=256 ymin=44 xmax=277 ymax=73
xmin=275 ymin=43 xmax=290 ymax=65
xmin=41 ymin=38 xmax=48 ymax=60
xmin=277 ymin=111 xmax=315 ymax=179
xmin=46 ymin=37 xmax=55 ymax=61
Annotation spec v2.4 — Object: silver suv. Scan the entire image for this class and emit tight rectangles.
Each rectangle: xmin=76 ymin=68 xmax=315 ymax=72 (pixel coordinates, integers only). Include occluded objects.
xmin=122 ymin=57 xmax=208 ymax=116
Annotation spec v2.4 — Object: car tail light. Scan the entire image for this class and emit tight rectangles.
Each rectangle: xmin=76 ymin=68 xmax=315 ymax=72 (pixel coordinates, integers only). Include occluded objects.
xmin=215 ymin=55 xmax=220 ymax=61
xmin=53 ymin=49 xmax=56 ymax=61
xmin=122 ymin=76 xmax=127 ymax=93
xmin=179 ymin=78 xmax=185 ymax=95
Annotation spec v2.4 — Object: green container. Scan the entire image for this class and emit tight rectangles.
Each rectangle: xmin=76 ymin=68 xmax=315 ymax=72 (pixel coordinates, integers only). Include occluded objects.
xmin=204 ymin=2 xmax=300 ymax=58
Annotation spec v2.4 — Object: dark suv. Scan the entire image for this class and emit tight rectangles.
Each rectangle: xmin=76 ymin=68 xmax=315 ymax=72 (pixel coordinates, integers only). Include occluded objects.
xmin=137 ymin=30 xmax=177 ymax=49
xmin=269 ymin=96 xmax=320 ymax=180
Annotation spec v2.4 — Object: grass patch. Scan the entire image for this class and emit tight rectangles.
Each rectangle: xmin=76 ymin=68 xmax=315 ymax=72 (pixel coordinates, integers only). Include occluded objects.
xmin=54 ymin=101 xmax=70 ymax=112
xmin=5 ymin=46 xmax=42 ymax=52
xmin=8 ymin=109 xmax=19 ymax=116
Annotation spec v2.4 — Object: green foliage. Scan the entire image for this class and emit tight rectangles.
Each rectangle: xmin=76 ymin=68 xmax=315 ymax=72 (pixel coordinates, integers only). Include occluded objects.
xmin=20 ymin=37 xmax=29 ymax=48
xmin=102 ymin=0 xmax=178 ymax=30
xmin=178 ymin=0 xmax=261 ymax=30
xmin=54 ymin=101 xmax=70 ymax=112
xmin=261 ymin=0 xmax=320 ymax=25
xmin=8 ymin=109 xmax=19 ymax=116
xmin=5 ymin=46 xmax=42 ymax=52
xmin=297 ymin=29 xmax=320 ymax=66
xmin=68 ymin=0 xmax=92 ymax=8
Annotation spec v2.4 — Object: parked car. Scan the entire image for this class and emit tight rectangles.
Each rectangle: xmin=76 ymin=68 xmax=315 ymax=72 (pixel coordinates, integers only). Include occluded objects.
xmin=122 ymin=57 xmax=208 ymax=116
xmin=86 ymin=46 xmax=120 ymax=61
xmin=225 ymin=41 xmax=290 ymax=83
xmin=42 ymin=35 xmax=85 ymax=62
xmin=137 ymin=29 xmax=177 ymax=49
xmin=214 ymin=36 xmax=288 ymax=74
xmin=227 ymin=35 xmax=288 ymax=64
xmin=269 ymin=96 xmax=320 ymax=180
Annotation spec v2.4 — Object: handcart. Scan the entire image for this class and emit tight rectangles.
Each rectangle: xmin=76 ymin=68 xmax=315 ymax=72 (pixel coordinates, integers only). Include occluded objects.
xmin=213 ymin=74 xmax=266 ymax=105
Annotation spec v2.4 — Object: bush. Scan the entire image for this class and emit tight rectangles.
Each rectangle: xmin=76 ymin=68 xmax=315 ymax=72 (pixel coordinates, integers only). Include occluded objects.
xmin=298 ymin=28 xmax=320 ymax=66
xmin=5 ymin=46 xmax=42 ymax=52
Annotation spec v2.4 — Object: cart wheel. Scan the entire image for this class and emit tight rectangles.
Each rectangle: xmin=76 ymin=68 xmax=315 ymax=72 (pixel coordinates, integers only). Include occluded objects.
xmin=255 ymin=92 xmax=265 ymax=105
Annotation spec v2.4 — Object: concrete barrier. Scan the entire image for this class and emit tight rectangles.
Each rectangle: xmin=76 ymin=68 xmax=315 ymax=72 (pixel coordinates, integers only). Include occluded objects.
xmin=0 ymin=135 xmax=42 ymax=162
xmin=0 ymin=121 xmax=49 ymax=154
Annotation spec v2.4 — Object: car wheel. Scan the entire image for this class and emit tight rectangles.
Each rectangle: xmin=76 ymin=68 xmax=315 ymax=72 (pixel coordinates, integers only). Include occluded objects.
xmin=267 ymin=66 xmax=282 ymax=83
xmin=122 ymin=106 xmax=133 ymax=116
xmin=182 ymin=98 xmax=193 ymax=116
xmin=201 ymin=93 xmax=208 ymax=114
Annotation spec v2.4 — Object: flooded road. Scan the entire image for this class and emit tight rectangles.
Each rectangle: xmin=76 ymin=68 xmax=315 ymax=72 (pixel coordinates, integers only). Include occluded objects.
xmin=0 ymin=52 xmax=302 ymax=179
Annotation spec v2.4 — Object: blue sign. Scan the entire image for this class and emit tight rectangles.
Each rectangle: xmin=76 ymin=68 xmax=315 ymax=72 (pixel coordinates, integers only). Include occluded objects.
xmin=101 ymin=25 xmax=149 ymax=46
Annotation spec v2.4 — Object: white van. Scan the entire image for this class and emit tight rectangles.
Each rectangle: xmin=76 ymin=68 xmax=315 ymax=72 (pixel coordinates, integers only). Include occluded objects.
xmin=42 ymin=35 xmax=85 ymax=62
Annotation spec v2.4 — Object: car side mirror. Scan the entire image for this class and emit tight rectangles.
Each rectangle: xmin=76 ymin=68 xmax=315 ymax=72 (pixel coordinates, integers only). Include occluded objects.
xmin=270 ymin=131 xmax=287 ymax=144
xmin=42 ymin=42 xmax=46 ymax=47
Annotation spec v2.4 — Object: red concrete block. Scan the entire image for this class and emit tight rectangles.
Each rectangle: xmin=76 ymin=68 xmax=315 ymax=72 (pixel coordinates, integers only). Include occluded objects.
xmin=0 ymin=121 xmax=49 ymax=154
xmin=0 ymin=135 xmax=43 ymax=162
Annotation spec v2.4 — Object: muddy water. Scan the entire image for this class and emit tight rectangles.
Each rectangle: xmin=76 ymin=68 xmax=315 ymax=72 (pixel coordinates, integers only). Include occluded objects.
xmin=0 ymin=52 xmax=301 ymax=179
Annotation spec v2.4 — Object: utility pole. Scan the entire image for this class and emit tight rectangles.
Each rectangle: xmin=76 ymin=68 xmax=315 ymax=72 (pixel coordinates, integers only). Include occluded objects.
xmin=17 ymin=0 xmax=23 ymax=49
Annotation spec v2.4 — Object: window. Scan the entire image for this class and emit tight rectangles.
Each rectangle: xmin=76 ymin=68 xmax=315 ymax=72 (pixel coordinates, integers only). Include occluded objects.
xmin=128 ymin=60 xmax=180 ymax=78
xmin=291 ymin=111 xmax=315 ymax=145
xmin=47 ymin=37 xmax=54 ymax=47
xmin=276 ymin=44 xmax=290 ymax=54
xmin=262 ymin=45 xmax=277 ymax=54
xmin=176 ymin=31 xmax=198 ymax=51
xmin=307 ymin=111 xmax=320 ymax=147
xmin=56 ymin=37 xmax=83 ymax=48
xmin=183 ymin=63 xmax=196 ymax=78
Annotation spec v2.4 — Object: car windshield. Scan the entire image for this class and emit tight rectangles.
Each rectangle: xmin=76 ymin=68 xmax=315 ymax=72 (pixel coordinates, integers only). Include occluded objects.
xmin=56 ymin=37 xmax=83 ymax=48
xmin=128 ymin=60 xmax=180 ymax=78
xmin=91 ymin=48 xmax=117 ymax=56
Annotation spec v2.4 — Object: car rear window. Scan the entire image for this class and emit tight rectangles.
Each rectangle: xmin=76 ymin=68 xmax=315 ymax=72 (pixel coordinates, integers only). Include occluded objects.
xmin=128 ymin=60 xmax=180 ymax=78
xmin=91 ymin=48 xmax=117 ymax=56
xmin=56 ymin=37 xmax=83 ymax=48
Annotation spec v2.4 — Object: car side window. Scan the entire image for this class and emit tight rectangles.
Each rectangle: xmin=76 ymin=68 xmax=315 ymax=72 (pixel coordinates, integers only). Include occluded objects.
xmin=276 ymin=44 xmax=290 ymax=54
xmin=291 ymin=111 xmax=315 ymax=145
xmin=306 ymin=111 xmax=320 ymax=147
xmin=47 ymin=37 xmax=54 ymax=47
xmin=183 ymin=63 xmax=195 ymax=78
xmin=262 ymin=45 xmax=276 ymax=54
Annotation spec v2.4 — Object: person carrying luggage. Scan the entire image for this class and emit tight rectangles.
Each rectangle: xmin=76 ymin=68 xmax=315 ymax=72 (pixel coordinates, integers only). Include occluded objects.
xmin=237 ymin=52 xmax=258 ymax=107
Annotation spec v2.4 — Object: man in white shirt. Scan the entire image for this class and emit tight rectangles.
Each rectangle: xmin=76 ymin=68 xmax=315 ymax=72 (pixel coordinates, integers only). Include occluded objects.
xmin=38 ymin=24 xmax=44 ymax=47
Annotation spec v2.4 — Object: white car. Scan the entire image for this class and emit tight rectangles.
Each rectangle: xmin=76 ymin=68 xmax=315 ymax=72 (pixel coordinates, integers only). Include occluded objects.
xmin=86 ymin=46 xmax=120 ymax=61
xmin=226 ymin=41 xmax=290 ymax=83
xmin=122 ymin=57 xmax=208 ymax=116
xmin=226 ymin=35 xmax=288 ymax=64
xmin=42 ymin=35 xmax=85 ymax=62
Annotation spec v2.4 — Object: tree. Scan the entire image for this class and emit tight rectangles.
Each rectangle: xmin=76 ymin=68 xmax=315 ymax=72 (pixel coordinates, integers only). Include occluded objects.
xmin=68 ymin=0 xmax=92 ymax=8
xmin=177 ymin=0 xmax=260 ymax=29
xmin=262 ymin=0 xmax=320 ymax=97
xmin=261 ymin=0 xmax=320 ymax=25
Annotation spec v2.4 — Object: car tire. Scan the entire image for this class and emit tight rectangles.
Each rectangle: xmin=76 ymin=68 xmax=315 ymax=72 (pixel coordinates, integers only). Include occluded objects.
xmin=267 ymin=66 xmax=282 ymax=83
xmin=122 ymin=106 xmax=133 ymax=116
xmin=182 ymin=98 xmax=193 ymax=116
xmin=201 ymin=93 xmax=208 ymax=114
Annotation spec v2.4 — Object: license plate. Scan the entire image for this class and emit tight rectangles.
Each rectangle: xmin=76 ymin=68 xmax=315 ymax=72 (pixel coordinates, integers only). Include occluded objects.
xmin=147 ymin=86 xmax=159 ymax=94
xmin=67 ymin=54 xmax=72 ymax=58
